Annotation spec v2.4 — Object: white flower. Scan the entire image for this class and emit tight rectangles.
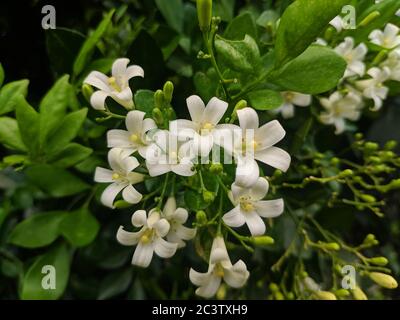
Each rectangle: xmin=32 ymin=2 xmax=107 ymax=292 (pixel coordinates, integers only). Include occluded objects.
xmin=369 ymin=23 xmax=400 ymax=49
xmin=94 ymin=148 xmax=144 ymax=208
xmin=116 ymin=210 xmax=178 ymax=268
xmin=275 ymin=91 xmax=312 ymax=119
xmin=329 ymin=16 xmax=345 ymax=33
xmin=221 ymin=107 xmax=291 ymax=188
xmin=107 ymin=110 xmax=157 ymax=157
xmin=381 ymin=50 xmax=400 ymax=81
xmin=162 ymin=197 xmax=196 ymax=248
xmin=223 ymin=177 xmax=283 ymax=236
xmin=145 ymin=130 xmax=196 ymax=177
xmin=84 ymin=58 xmax=144 ymax=110
xmin=319 ymin=92 xmax=363 ymax=134
xmin=170 ymin=95 xmax=229 ymax=157
xmin=334 ymin=37 xmax=368 ymax=78
xmin=189 ymin=237 xmax=249 ymax=298
xmin=356 ymin=67 xmax=390 ymax=110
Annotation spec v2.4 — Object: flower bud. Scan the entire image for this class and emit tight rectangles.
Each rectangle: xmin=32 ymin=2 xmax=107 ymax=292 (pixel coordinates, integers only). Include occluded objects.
xmin=330 ymin=157 xmax=340 ymax=165
xmin=209 ymin=162 xmax=223 ymax=174
xmin=360 ymin=194 xmax=376 ymax=203
xmin=313 ymin=291 xmax=337 ymax=300
xmin=163 ymin=81 xmax=174 ymax=103
xmin=234 ymin=99 xmax=247 ymax=111
xmin=286 ymin=292 xmax=295 ymax=300
xmin=152 ymin=107 xmax=164 ymax=125
xmin=82 ymin=83 xmax=94 ymax=103
xmin=364 ymin=142 xmax=379 ymax=151
xmin=369 ymin=272 xmax=398 ymax=289
xmin=320 ymin=242 xmax=340 ymax=251
xmin=196 ymin=210 xmax=208 ymax=225
xmin=216 ymin=283 xmax=226 ymax=300
xmin=339 ymin=169 xmax=353 ymax=178
xmin=368 ymin=257 xmax=388 ymax=266
xmin=196 ymin=0 xmax=212 ymax=32
xmin=274 ymin=292 xmax=284 ymax=300
xmin=335 ymin=289 xmax=350 ymax=298
xmin=384 ymin=140 xmax=397 ymax=150
xmin=352 ymin=286 xmax=367 ymax=300
xmin=154 ymin=90 xmax=165 ymax=109
xmin=359 ymin=11 xmax=380 ymax=27
xmin=355 ymin=133 xmax=363 ymax=140
xmin=269 ymin=283 xmax=279 ymax=292
xmin=252 ymin=236 xmax=275 ymax=246
xmin=202 ymin=190 xmax=215 ymax=203
xmin=114 ymin=200 xmax=133 ymax=208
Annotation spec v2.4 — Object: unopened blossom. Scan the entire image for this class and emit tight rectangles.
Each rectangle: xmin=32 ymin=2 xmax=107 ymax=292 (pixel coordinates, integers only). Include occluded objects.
xmin=145 ymin=130 xmax=196 ymax=177
xmin=189 ymin=237 xmax=249 ymax=298
xmin=116 ymin=209 xmax=178 ymax=267
xmin=84 ymin=58 xmax=144 ymax=110
xmin=162 ymin=197 xmax=196 ymax=248
xmin=381 ymin=51 xmax=400 ymax=81
xmin=107 ymin=110 xmax=157 ymax=157
xmin=170 ymin=95 xmax=229 ymax=157
xmin=356 ymin=67 xmax=390 ymax=110
xmin=319 ymin=91 xmax=363 ymax=134
xmin=329 ymin=16 xmax=345 ymax=33
xmin=220 ymin=107 xmax=290 ymax=187
xmin=334 ymin=37 xmax=367 ymax=78
xmin=223 ymin=177 xmax=284 ymax=236
xmin=369 ymin=23 xmax=400 ymax=50
xmin=275 ymin=91 xmax=312 ymax=119
xmin=94 ymin=148 xmax=144 ymax=208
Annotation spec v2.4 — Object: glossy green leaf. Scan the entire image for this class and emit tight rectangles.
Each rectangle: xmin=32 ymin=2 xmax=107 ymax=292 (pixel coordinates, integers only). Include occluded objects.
xmin=275 ymin=0 xmax=349 ymax=66
xmin=60 ymin=208 xmax=100 ymax=247
xmin=224 ymin=12 xmax=257 ymax=41
xmin=9 ymin=211 xmax=66 ymax=248
xmin=155 ymin=0 xmax=184 ymax=33
xmin=134 ymin=90 xmax=155 ymax=115
xmin=97 ymin=268 xmax=133 ymax=300
xmin=0 ymin=79 xmax=29 ymax=116
xmin=21 ymin=243 xmax=70 ymax=300
xmin=0 ymin=117 xmax=27 ymax=151
xmin=247 ymin=89 xmax=284 ymax=110
xmin=48 ymin=143 xmax=93 ymax=168
xmin=214 ymin=0 xmax=235 ymax=21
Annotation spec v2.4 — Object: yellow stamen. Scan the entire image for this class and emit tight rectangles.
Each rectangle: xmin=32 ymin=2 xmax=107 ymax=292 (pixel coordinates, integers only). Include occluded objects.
xmin=240 ymin=201 xmax=255 ymax=212
xmin=215 ymin=264 xmax=225 ymax=278
xmin=202 ymin=122 xmax=214 ymax=130
xmin=285 ymin=92 xmax=294 ymax=102
xmin=130 ymin=134 xmax=139 ymax=143
xmin=140 ymin=229 xmax=154 ymax=244
xmin=112 ymin=173 xmax=120 ymax=180
xmin=108 ymin=76 xmax=121 ymax=92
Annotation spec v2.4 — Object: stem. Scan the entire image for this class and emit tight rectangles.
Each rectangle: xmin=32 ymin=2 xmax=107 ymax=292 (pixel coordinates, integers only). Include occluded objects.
xmin=156 ymin=173 xmax=170 ymax=209
xmin=224 ymin=223 xmax=254 ymax=253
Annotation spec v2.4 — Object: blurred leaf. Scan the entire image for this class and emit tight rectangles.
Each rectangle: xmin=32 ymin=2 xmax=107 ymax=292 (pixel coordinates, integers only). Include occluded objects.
xmin=97 ymin=268 xmax=133 ymax=300
xmin=270 ymin=45 xmax=346 ymax=94
xmin=275 ymin=0 xmax=349 ymax=67
xmin=256 ymin=10 xmax=280 ymax=29
xmin=9 ymin=211 xmax=66 ymax=248
xmin=26 ymin=164 xmax=89 ymax=197
xmin=291 ymin=117 xmax=314 ymax=154
xmin=247 ymin=89 xmax=284 ymax=110
xmin=134 ymin=90 xmax=155 ymax=115
xmin=60 ymin=208 xmax=100 ymax=247
xmin=73 ymin=10 xmax=115 ymax=77
xmin=194 ymin=70 xmax=218 ymax=101
xmin=214 ymin=0 xmax=235 ymax=21
xmin=184 ymin=190 xmax=208 ymax=211
xmin=21 ymin=242 xmax=70 ymax=300
xmin=224 ymin=12 xmax=257 ymax=41
xmin=155 ymin=0 xmax=184 ymax=33
xmin=48 ymin=143 xmax=93 ymax=168
xmin=0 ymin=63 xmax=4 ymax=88
xmin=0 ymin=117 xmax=27 ymax=151
xmin=0 ymin=80 xmax=29 ymax=116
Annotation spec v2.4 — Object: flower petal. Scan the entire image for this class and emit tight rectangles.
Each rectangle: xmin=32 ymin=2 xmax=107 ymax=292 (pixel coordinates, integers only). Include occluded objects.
xmin=154 ymin=237 xmax=177 ymax=258
xmin=292 ymin=93 xmax=312 ymax=106
xmin=154 ymin=218 xmax=170 ymax=237
xmin=255 ymin=120 xmax=286 ymax=149
xmin=172 ymin=162 xmax=195 ymax=177
xmin=126 ymin=110 xmax=145 ymax=134
xmin=101 ymin=182 xmax=126 ymax=208
xmin=116 ymin=226 xmax=143 ymax=245
xmin=255 ymin=146 xmax=291 ymax=172
xmin=146 ymin=162 xmax=171 ymax=177
xmin=163 ymin=197 xmax=177 ymax=218
xmin=112 ymin=58 xmax=130 ymax=77
xmin=126 ymin=65 xmax=144 ymax=79
xmin=203 ymin=97 xmax=228 ymax=125
xmin=189 ymin=268 xmax=212 ymax=286
xmin=222 ymin=206 xmax=246 ymax=227
xmin=107 ymin=129 xmax=132 ymax=149
xmin=175 ymin=225 xmax=196 ymax=240
xmin=132 ymin=242 xmax=154 ymax=268
xmin=249 ymin=177 xmax=269 ymax=201
xmin=235 ymin=157 xmax=259 ymax=188
xmin=186 ymin=95 xmax=205 ymax=123
xmin=255 ymin=199 xmax=284 ymax=218
xmin=122 ymin=185 xmax=142 ymax=204
xmin=243 ymin=210 xmax=266 ymax=236
xmin=224 ymin=261 xmax=249 ymax=288
xmin=84 ymin=71 xmax=110 ymax=91
xmin=131 ymin=210 xmax=148 ymax=227
xmin=237 ymin=107 xmax=259 ymax=129
xmin=90 ymin=90 xmax=109 ymax=110
xmin=196 ymin=274 xmax=221 ymax=298
xmin=94 ymin=167 xmax=114 ymax=183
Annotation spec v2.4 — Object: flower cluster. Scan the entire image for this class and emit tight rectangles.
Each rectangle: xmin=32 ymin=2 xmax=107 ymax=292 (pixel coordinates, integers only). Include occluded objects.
xmin=86 ymin=58 xmax=291 ymax=298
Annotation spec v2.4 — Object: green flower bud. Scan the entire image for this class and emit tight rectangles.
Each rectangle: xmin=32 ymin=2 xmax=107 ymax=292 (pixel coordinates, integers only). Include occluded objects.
xmin=355 ymin=133 xmax=363 ymax=140
xmin=82 ymin=83 xmax=94 ymax=103
xmin=381 ymin=151 xmax=394 ymax=159
xmin=274 ymin=292 xmax=284 ymax=300
xmin=368 ymin=156 xmax=381 ymax=164
xmin=360 ymin=194 xmax=376 ymax=203
xmin=364 ymin=142 xmax=379 ymax=151
xmin=389 ymin=179 xmax=400 ymax=190
xmin=384 ymin=140 xmax=397 ymax=150
xmin=369 ymin=272 xmax=398 ymax=289
xmin=209 ymin=162 xmax=223 ymax=174
xmin=202 ymin=190 xmax=215 ymax=203
xmin=323 ymin=242 xmax=341 ymax=251
xmin=269 ymin=283 xmax=279 ymax=292
xmin=154 ymin=90 xmax=165 ymax=109
xmin=352 ymin=286 xmax=367 ymax=300
xmin=252 ymin=236 xmax=275 ymax=246
xmin=196 ymin=0 xmax=212 ymax=32
xmin=313 ymin=291 xmax=337 ymax=300
xmin=286 ymin=292 xmax=295 ymax=300
xmin=234 ymin=99 xmax=247 ymax=111
xmin=165 ymin=107 xmax=175 ymax=120
xmin=273 ymin=169 xmax=283 ymax=177
xmin=359 ymin=11 xmax=381 ymax=27
xmin=196 ymin=210 xmax=208 ymax=225
xmin=163 ymin=81 xmax=174 ymax=103
xmin=330 ymin=157 xmax=340 ymax=165
xmin=114 ymin=200 xmax=133 ymax=209
xmin=368 ymin=257 xmax=388 ymax=266
xmin=152 ymin=107 xmax=164 ymax=125
xmin=216 ymin=283 xmax=226 ymax=300
xmin=335 ymin=289 xmax=350 ymax=298
xmin=339 ymin=169 xmax=353 ymax=178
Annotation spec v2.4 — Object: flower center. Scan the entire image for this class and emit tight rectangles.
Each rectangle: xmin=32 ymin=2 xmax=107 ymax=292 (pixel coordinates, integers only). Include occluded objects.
xmin=284 ymin=92 xmax=294 ymax=102
xmin=214 ymin=263 xmax=225 ymax=278
xmin=112 ymin=173 xmax=121 ymax=180
xmin=239 ymin=196 xmax=254 ymax=212
xmin=201 ymin=122 xmax=214 ymax=134
xmin=130 ymin=133 xmax=140 ymax=143
xmin=108 ymin=76 xmax=122 ymax=92
xmin=140 ymin=229 xmax=154 ymax=244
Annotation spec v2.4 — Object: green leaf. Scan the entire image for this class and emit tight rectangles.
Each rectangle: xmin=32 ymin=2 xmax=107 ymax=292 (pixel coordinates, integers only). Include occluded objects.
xmin=275 ymin=0 xmax=349 ymax=67
xmin=73 ymin=10 xmax=114 ymax=77
xmin=97 ymin=268 xmax=133 ymax=300
xmin=224 ymin=12 xmax=257 ymax=41
xmin=21 ymin=242 xmax=70 ymax=300
xmin=15 ymin=95 xmax=40 ymax=155
xmin=0 ymin=63 xmax=4 ymax=88
xmin=194 ymin=70 xmax=218 ymax=102
xmin=247 ymin=89 xmax=284 ymax=110
xmin=9 ymin=211 xmax=66 ymax=248
xmin=46 ymin=27 xmax=85 ymax=76
xmin=134 ymin=90 xmax=155 ymax=115
xmin=214 ymin=0 xmax=235 ymax=21
xmin=215 ymin=35 xmax=261 ymax=73
xmin=0 ymin=80 xmax=29 ymax=116
xmin=0 ymin=117 xmax=27 ymax=151
xmin=39 ymin=75 xmax=73 ymax=146
xmin=45 ymin=108 xmax=88 ymax=154
xmin=26 ymin=164 xmax=89 ymax=197
xmin=60 ymin=208 xmax=100 ymax=247
xmin=155 ymin=0 xmax=184 ymax=33
xmin=270 ymin=45 xmax=346 ymax=94
xmin=48 ymin=143 xmax=93 ymax=168
xmin=291 ymin=117 xmax=314 ymax=154
xmin=256 ymin=10 xmax=280 ymax=29
xmin=184 ymin=190 xmax=208 ymax=211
